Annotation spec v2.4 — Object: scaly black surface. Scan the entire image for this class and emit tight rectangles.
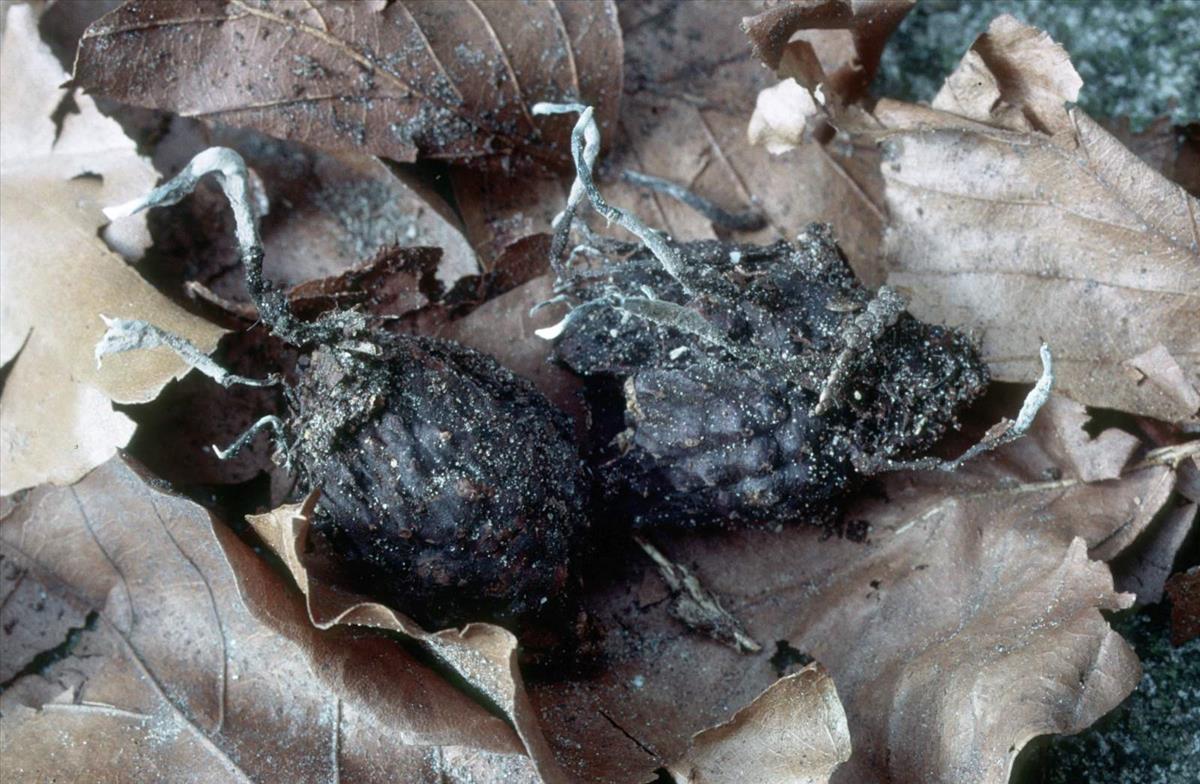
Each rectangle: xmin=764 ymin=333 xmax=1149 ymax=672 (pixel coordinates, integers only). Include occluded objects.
xmin=288 ymin=333 xmax=590 ymax=629
xmin=553 ymin=224 xmax=988 ymax=529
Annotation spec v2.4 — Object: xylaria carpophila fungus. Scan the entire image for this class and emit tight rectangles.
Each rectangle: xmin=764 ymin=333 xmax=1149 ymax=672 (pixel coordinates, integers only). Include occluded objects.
xmin=99 ymin=148 xmax=589 ymax=629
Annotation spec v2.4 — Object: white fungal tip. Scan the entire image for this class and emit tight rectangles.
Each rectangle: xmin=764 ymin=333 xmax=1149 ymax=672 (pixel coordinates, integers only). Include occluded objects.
xmin=534 ymin=317 xmax=570 ymax=341
xmin=103 ymin=197 xmax=147 ymax=221
xmin=1039 ymin=342 xmax=1053 ymax=368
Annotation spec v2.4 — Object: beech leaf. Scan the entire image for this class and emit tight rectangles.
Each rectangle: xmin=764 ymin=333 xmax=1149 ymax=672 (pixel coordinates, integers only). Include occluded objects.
xmin=930 ymin=14 xmax=1081 ymax=137
xmin=0 ymin=457 xmax=536 ymax=782
xmin=246 ymin=494 xmax=567 ymax=783
xmin=0 ymin=5 xmax=224 ymax=495
xmin=749 ymin=15 xmax=1200 ymax=421
xmin=526 ymin=395 xmax=1162 ymax=783
xmin=73 ymin=0 xmax=623 ymax=171
xmin=742 ymin=0 xmax=914 ymax=102
xmin=869 ymin=116 xmax=1200 ymax=423
xmin=666 ymin=663 xmax=851 ymax=784
xmin=869 ymin=18 xmax=1198 ymax=423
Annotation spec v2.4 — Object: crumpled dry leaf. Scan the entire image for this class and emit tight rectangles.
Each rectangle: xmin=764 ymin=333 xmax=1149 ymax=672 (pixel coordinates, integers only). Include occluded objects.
xmin=0 ymin=5 xmax=224 ymax=495
xmin=871 ymin=18 xmax=1198 ymax=423
xmin=245 ymin=494 xmax=566 ymax=784
xmin=666 ymin=663 xmax=851 ymax=784
xmin=871 ymin=124 xmax=1200 ymax=423
xmin=753 ymin=15 xmax=1200 ymax=422
xmin=0 ymin=457 xmax=535 ymax=782
xmin=1102 ymin=116 xmax=1200 ymax=197
xmin=526 ymin=393 xmax=1162 ymax=783
xmin=73 ymin=0 xmax=622 ymax=171
xmin=930 ymin=14 xmax=1082 ymax=137
xmin=1112 ymin=499 xmax=1198 ymax=606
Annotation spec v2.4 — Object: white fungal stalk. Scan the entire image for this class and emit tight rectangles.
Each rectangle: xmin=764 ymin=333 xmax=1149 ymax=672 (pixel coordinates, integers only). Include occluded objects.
xmin=857 ymin=343 xmax=1055 ymax=474
xmin=101 ymin=147 xmax=303 ymax=459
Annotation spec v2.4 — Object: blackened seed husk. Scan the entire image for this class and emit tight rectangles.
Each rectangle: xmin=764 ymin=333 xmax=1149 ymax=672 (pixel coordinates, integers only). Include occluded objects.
xmin=287 ymin=333 xmax=590 ymax=629
xmin=553 ymin=224 xmax=989 ymax=530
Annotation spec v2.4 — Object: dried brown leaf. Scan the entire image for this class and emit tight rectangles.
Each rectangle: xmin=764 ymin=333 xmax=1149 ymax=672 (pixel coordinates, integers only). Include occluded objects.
xmin=1102 ymin=116 xmax=1200 ymax=197
xmin=73 ymin=0 xmax=622 ymax=171
xmin=1113 ymin=500 xmax=1198 ymax=606
xmin=749 ymin=19 xmax=1200 ymax=418
xmin=0 ymin=457 xmax=530 ymax=782
xmin=666 ymin=663 xmax=851 ymax=784
xmin=833 ymin=17 xmax=1200 ymax=423
xmin=742 ymin=0 xmax=913 ymax=101
xmin=527 ymin=394 xmax=1158 ymax=783
xmin=246 ymin=494 xmax=566 ymax=784
xmin=869 ymin=99 xmax=1200 ymax=423
xmin=0 ymin=6 xmax=224 ymax=495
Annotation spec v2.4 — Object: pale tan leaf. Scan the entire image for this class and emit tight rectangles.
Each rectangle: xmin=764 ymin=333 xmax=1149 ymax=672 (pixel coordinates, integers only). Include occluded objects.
xmin=0 ymin=457 xmax=527 ymax=782
xmin=0 ymin=5 xmax=224 ymax=495
xmin=667 ymin=663 xmax=851 ymax=784
xmin=866 ymin=100 xmax=1200 ymax=423
xmin=246 ymin=496 xmax=567 ymax=784
xmin=932 ymin=14 xmax=1082 ymax=136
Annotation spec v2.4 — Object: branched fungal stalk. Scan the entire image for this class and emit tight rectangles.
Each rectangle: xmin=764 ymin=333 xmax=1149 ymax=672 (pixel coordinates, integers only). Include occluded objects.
xmin=211 ymin=415 xmax=287 ymax=462
xmin=533 ymin=103 xmax=701 ymax=296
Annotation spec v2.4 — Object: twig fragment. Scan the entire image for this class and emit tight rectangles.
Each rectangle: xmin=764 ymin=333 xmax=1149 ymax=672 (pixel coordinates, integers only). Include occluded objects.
xmin=636 ymin=536 xmax=761 ymax=654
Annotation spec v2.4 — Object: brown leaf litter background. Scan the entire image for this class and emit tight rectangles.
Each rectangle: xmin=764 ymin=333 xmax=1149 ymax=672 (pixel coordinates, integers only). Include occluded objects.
xmin=1 ymin=1 xmax=1197 ymax=783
